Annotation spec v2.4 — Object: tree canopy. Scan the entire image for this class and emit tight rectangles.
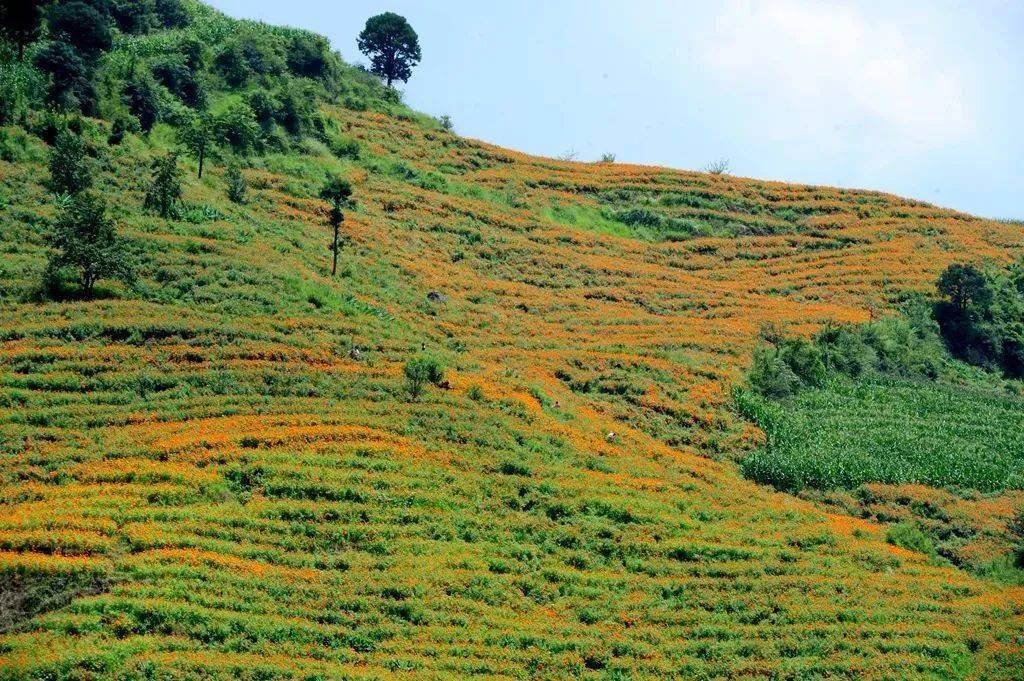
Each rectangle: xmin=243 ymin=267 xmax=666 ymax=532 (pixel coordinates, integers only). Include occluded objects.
xmin=357 ymin=12 xmax=420 ymax=88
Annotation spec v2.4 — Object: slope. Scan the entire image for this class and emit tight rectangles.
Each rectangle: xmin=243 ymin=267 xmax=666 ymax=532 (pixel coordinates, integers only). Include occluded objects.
xmin=2 ymin=3 xmax=1024 ymax=679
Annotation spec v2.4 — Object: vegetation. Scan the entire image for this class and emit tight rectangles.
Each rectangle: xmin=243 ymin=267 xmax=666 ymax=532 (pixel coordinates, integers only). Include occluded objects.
xmin=403 ymin=355 xmax=446 ymax=399
xmin=934 ymin=262 xmax=1024 ymax=378
xmin=357 ymin=12 xmax=421 ymax=88
xmin=319 ymin=174 xmax=355 ymax=276
xmin=48 ymin=128 xmax=91 ymax=195
xmin=44 ymin=192 xmax=135 ymax=296
xmin=0 ymin=1 xmax=1023 ymax=678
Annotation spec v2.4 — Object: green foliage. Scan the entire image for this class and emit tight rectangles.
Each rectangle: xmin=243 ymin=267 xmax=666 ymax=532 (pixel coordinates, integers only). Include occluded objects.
xmin=45 ymin=192 xmax=135 ymax=296
xmin=404 ymin=355 xmax=445 ymax=400
xmin=122 ymin=72 xmax=161 ymax=133
xmin=176 ymin=110 xmax=216 ymax=177
xmin=225 ymin=161 xmax=246 ymax=204
xmin=934 ymin=261 xmax=1024 ymax=379
xmin=0 ymin=58 xmax=44 ymax=125
xmin=1010 ymin=509 xmax=1024 ymax=568
xmin=320 ymin=175 xmax=355 ymax=275
xmin=740 ymin=308 xmax=1024 ymax=493
xmin=48 ymin=129 xmax=93 ymax=196
xmin=748 ymin=332 xmax=825 ymax=399
xmin=47 ymin=2 xmax=112 ymax=59
xmin=144 ymin=152 xmax=183 ymax=219
xmin=0 ymin=1 xmax=44 ymax=60
xmin=213 ymin=28 xmax=286 ymax=87
xmin=357 ymin=12 xmax=421 ymax=87
xmin=214 ymin=101 xmax=261 ymax=154
xmin=886 ymin=523 xmax=936 ymax=557
xmin=152 ymin=57 xmax=206 ymax=109
xmin=34 ymin=40 xmax=97 ymax=114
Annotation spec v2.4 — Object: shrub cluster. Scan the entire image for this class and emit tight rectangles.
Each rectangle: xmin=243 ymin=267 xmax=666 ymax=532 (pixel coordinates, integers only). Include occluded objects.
xmin=748 ymin=311 xmax=944 ymax=399
xmin=934 ymin=262 xmax=1024 ymax=379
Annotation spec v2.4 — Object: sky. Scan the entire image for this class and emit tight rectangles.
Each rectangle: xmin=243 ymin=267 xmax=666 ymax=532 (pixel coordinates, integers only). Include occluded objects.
xmin=206 ymin=0 xmax=1024 ymax=218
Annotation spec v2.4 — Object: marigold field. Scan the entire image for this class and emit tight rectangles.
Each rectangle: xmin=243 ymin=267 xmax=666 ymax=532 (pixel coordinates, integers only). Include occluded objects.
xmin=3 ymin=8 xmax=1024 ymax=680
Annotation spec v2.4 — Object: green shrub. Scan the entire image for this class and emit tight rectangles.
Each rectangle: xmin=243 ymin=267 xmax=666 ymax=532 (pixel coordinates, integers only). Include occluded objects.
xmin=404 ymin=355 xmax=445 ymax=400
xmin=225 ymin=161 xmax=247 ymax=204
xmin=886 ymin=523 xmax=935 ymax=556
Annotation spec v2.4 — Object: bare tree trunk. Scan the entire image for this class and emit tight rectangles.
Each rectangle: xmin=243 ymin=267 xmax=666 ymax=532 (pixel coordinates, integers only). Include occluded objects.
xmin=331 ymin=223 xmax=339 ymax=275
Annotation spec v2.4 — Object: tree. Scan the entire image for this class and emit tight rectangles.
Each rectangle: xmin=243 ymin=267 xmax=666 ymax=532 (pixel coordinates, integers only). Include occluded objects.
xmin=154 ymin=0 xmax=190 ymax=29
xmin=123 ymin=73 xmax=160 ymax=133
xmin=319 ymin=175 xmax=355 ymax=276
xmin=34 ymin=41 xmax=96 ymax=113
xmin=47 ymin=2 xmax=112 ymax=59
xmin=177 ymin=111 xmax=217 ymax=178
xmin=357 ymin=12 xmax=421 ymax=88
xmin=49 ymin=129 xmax=92 ymax=195
xmin=46 ymin=192 xmax=134 ymax=296
xmin=144 ymin=153 xmax=183 ymax=219
xmin=0 ymin=0 xmax=44 ymax=60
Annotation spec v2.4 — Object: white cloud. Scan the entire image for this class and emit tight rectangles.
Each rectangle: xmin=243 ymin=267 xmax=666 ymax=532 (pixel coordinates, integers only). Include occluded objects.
xmin=701 ymin=0 xmax=972 ymax=151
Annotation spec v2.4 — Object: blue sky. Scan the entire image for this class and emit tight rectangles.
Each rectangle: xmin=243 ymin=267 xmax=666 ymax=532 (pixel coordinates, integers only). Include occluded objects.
xmin=207 ymin=0 xmax=1023 ymax=218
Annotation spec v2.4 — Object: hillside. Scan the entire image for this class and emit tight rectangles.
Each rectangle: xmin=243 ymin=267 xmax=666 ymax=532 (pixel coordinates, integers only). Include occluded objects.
xmin=2 ymin=2 xmax=1024 ymax=679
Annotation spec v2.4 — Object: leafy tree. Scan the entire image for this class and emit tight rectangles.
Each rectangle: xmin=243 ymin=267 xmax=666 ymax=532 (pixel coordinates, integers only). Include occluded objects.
xmin=357 ymin=12 xmax=421 ymax=88
xmin=225 ymin=161 xmax=246 ymax=204
xmin=0 ymin=0 xmax=44 ymax=60
xmin=319 ymin=175 xmax=355 ymax=276
xmin=177 ymin=111 xmax=217 ymax=178
xmin=122 ymin=72 xmax=160 ymax=133
xmin=47 ymin=1 xmax=112 ymax=59
xmin=46 ymin=192 xmax=134 ymax=296
xmin=110 ymin=0 xmax=157 ymax=34
xmin=48 ymin=129 xmax=92 ymax=195
xmin=34 ymin=41 xmax=96 ymax=113
xmin=154 ymin=0 xmax=190 ymax=29
xmin=144 ymin=153 xmax=183 ymax=219
xmin=152 ymin=58 xmax=205 ymax=108
xmin=403 ymin=356 xmax=444 ymax=400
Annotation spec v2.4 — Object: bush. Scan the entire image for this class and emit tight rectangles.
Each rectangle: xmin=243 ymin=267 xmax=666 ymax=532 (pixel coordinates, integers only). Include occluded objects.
xmin=286 ymin=32 xmax=336 ymax=81
xmin=49 ymin=129 xmax=92 ymax=195
xmin=151 ymin=58 xmax=205 ymax=109
xmin=215 ymin=101 xmax=261 ymax=154
xmin=886 ymin=523 xmax=935 ymax=557
xmin=748 ymin=334 xmax=825 ymax=398
xmin=404 ymin=356 xmax=445 ymax=399
xmin=225 ymin=162 xmax=246 ymax=204
xmin=47 ymin=2 xmax=112 ymax=59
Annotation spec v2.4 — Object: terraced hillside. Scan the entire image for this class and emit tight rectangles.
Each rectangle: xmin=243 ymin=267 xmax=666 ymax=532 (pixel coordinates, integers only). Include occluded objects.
xmin=2 ymin=3 xmax=1024 ymax=679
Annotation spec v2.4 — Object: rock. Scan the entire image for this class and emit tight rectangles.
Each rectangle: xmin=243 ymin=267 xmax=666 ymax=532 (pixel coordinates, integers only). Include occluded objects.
xmin=426 ymin=291 xmax=448 ymax=304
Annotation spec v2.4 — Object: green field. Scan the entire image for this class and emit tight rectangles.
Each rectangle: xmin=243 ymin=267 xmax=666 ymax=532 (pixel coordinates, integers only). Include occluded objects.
xmin=737 ymin=378 xmax=1024 ymax=493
